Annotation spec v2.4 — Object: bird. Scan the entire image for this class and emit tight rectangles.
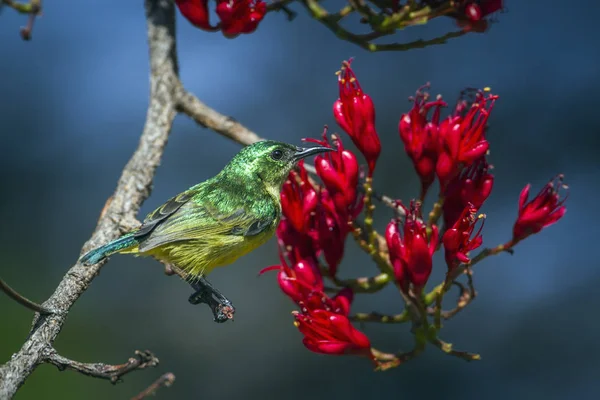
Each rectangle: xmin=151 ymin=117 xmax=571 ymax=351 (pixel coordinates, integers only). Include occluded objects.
xmin=79 ymin=140 xmax=332 ymax=322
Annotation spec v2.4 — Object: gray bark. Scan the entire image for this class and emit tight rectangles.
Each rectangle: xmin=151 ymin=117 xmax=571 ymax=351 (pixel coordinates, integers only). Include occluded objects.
xmin=0 ymin=0 xmax=179 ymax=397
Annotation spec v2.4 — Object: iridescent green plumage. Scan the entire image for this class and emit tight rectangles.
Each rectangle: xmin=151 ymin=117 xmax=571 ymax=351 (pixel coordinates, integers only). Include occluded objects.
xmin=80 ymin=140 xmax=332 ymax=279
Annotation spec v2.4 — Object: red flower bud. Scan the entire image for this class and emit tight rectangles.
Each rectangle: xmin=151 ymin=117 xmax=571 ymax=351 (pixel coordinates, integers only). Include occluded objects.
xmin=174 ymin=0 xmax=216 ymax=31
xmin=333 ymin=59 xmax=381 ymax=176
xmin=280 ymin=162 xmax=317 ymax=234
xmin=399 ymin=85 xmax=447 ymax=196
xmin=305 ymin=130 xmax=362 ymax=217
xmin=512 ymin=175 xmax=568 ymax=241
xmin=385 ymin=219 xmax=409 ymax=291
xmin=313 ymin=190 xmax=349 ymax=276
xmin=442 ymin=203 xmax=484 ymax=270
xmin=455 ymin=1 xmax=504 ymax=33
xmin=331 ymin=287 xmax=354 ymax=316
xmin=437 ymin=89 xmax=497 ymax=189
xmin=216 ymin=0 xmax=267 ymax=38
xmin=465 ymin=3 xmax=482 ymax=21
xmin=276 ymin=259 xmax=323 ymax=304
xmin=443 ymin=157 xmax=494 ymax=228
xmin=293 ymin=308 xmax=372 ymax=358
xmin=385 ymin=202 xmax=438 ymax=290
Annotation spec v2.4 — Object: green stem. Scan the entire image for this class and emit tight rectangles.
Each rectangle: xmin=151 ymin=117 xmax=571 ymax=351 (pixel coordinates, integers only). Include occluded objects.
xmin=363 ymin=177 xmax=377 ymax=250
xmin=350 ymin=310 xmax=410 ymax=323
xmin=351 ymin=222 xmax=393 ymax=276
xmin=426 ymin=195 xmax=444 ymax=239
xmin=1 ymin=0 xmax=40 ymax=14
xmin=300 ymin=0 xmax=470 ymax=53
xmin=423 ymin=239 xmax=517 ymax=319
xmin=326 ymin=271 xmax=392 ymax=293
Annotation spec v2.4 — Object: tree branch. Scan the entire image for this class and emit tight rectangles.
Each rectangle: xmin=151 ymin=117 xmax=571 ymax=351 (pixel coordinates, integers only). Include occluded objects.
xmin=175 ymin=88 xmax=261 ymax=145
xmin=0 ymin=0 xmax=179 ymax=397
xmin=0 ymin=277 xmax=54 ymax=315
xmin=131 ymin=372 xmax=176 ymax=400
xmin=45 ymin=350 xmax=159 ymax=384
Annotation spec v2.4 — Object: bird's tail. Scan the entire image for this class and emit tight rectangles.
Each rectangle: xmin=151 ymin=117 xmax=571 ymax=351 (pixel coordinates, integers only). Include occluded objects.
xmin=79 ymin=233 xmax=138 ymax=266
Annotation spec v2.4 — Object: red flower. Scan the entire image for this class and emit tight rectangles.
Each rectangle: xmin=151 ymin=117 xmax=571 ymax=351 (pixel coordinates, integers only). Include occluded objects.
xmin=464 ymin=0 xmax=503 ymax=21
xmin=442 ymin=203 xmax=484 ymax=270
xmin=276 ymin=219 xmax=316 ymax=266
xmin=216 ymin=0 xmax=267 ymax=38
xmin=306 ymin=130 xmax=362 ymax=216
xmin=261 ymin=251 xmax=354 ymax=315
xmin=436 ymin=89 xmax=497 ymax=189
xmin=280 ymin=162 xmax=317 ymax=234
xmin=333 ymin=59 xmax=381 ymax=176
xmin=175 ymin=0 xmax=267 ymax=37
xmin=385 ymin=202 xmax=438 ymax=290
xmin=174 ymin=0 xmax=216 ymax=31
xmin=274 ymin=258 xmax=324 ymax=306
xmin=293 ymin=308 xmax=372 ymax=358
xmin=512 ymin=175 xmax=568 ymax=241
xmin=443 ymin=157 xmax=494 ymax=228
xmin=313 ymin=190 xmax=349 ymax=277
xmin=330 ymin=287 xmax=354 ymax=317
xmin=399 ymin=85 xmax=447 ymax=196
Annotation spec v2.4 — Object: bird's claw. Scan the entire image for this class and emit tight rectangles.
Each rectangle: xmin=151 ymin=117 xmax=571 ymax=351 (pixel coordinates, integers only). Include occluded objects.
xmin=214 ymin=304 xmax=235 ymax=323
xmin=188 ymin=279 xmax=235 ymax=323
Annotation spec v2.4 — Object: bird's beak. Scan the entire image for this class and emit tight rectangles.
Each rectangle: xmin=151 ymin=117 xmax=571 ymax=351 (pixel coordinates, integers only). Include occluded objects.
xmin=293 ymin=146 xmax=334 ymax=161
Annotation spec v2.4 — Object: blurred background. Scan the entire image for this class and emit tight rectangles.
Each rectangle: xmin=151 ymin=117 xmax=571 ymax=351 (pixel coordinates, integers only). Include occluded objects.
xmin=1 ymin=1 xmax=599 ymax=399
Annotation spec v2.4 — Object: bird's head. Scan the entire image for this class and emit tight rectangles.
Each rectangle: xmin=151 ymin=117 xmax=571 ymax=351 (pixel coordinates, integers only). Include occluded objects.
xmin=224 ymin=140 xmax=333 ymax=189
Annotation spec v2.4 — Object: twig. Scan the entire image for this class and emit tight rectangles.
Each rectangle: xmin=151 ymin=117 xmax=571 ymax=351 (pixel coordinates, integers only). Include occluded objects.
xmin=428 ymin=280 xmax=474 ymax=320
xmin=131 ymin=372 xmax=175 ymax=400
xmin=266 ymin=0 xmax=297 ymax=21
xmin=0 ymin=1 xmax=179 ymax=397
xmin=0 ymin=277 xmax=54 ymax=315
xmin=45 ymin=350 xmax=159 ymax=384
xmin=1 ymin=0 xmax=42 ymax=40
xmin=430 ymin=337 xmax=480 ymax=361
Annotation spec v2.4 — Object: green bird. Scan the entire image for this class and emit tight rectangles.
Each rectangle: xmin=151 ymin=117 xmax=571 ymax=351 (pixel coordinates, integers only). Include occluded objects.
xmin=80 ymin=140 xmax=332 ymax=322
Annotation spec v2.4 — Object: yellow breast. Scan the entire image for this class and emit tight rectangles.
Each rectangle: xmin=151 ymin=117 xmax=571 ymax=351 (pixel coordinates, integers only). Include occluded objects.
xmin=147 ymin=223 xmax=277 ymax=278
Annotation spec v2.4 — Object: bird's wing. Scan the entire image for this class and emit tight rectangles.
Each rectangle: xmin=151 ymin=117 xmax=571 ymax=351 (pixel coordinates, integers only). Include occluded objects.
xmin=135 ymin=188 xmax=275 ymax=253
xmin=134 ymin=191 xmax=195 ymax=237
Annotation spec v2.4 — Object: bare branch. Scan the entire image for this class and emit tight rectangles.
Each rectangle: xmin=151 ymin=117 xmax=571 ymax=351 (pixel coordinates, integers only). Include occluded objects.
xmin=0 ymin=0 xmax=179 ymax=397
xmin=45 ymin=350 xmax=159 ymax=384
xmin=176 ymin=88 xmax=262 ymax=145
xmin=132 ymin=372 xmax=176 ymax=400
xmin=0 ymin=277 xmax=54 ymax=315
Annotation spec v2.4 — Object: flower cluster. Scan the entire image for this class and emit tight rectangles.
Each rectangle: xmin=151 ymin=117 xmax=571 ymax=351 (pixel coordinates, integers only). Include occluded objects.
xmin=175 ymin=0 xmax=267 ymax=38
xmin=261 ymin=129 xmax=374 ymax=359
xmin=263 ymin=59 xmax=567 ymax=368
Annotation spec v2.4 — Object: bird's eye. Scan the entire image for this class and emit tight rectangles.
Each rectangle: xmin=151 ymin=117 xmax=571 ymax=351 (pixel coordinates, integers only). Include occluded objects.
xmin=270 ymin=149 xmax=284 ymax=160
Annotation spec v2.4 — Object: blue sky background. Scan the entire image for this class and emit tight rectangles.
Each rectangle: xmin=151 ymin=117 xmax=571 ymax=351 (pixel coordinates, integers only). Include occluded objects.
xmin=1 ymin=1 xmax=599 ymax=399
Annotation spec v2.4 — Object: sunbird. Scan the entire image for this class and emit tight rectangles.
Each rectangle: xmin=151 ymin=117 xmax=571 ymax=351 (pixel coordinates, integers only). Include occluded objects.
xmin=80 ymin=140 xmax=332 ymax=322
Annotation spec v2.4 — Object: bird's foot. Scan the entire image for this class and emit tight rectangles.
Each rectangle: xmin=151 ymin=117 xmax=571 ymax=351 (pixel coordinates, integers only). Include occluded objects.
xmin=188 ymin=277 xmax=235 ymax=323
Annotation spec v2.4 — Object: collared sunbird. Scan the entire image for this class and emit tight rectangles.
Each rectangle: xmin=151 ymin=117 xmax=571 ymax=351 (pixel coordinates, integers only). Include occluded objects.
xmin=80 ymin=140 xmax=332 ymax=322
